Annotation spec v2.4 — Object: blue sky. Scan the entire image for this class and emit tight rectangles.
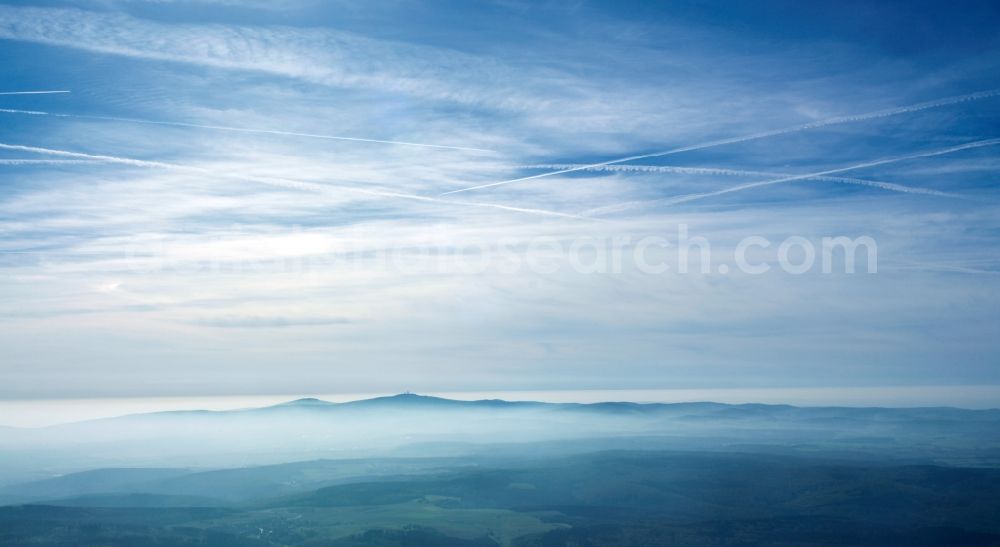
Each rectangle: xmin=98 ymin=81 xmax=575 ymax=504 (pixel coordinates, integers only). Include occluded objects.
xmin=0 ymin=0 xmax=998 ymax=401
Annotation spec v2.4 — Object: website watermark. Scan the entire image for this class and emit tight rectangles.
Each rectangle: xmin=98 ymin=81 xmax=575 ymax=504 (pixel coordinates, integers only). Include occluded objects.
xmin=124 ymin=224 xmax=878 ymax=276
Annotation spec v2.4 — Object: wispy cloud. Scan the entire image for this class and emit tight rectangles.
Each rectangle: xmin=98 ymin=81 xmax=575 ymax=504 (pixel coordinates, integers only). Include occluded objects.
xmin=189 ymin=315 xmax=354 ymax=328
xmin=441 ymin=88 xmax=1000 ymax=195
xmin=0 ymin=5 xmax=557 ymax=111
xmin=0 ymin=108 xmax=495 ymax=152
xmin=521 ymin=164 xmax=960 ymax=198
xmin=1 ymin=0 xmax=998 ymax=397
xmin=0 ymin=142 xmax=588 ymax=220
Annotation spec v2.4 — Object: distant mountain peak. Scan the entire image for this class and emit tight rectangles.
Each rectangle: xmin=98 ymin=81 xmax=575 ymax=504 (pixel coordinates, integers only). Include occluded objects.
xmin=336 ymin=393 xmax=461 ymax=407
xmin=379 ymin=393 xmax=448 ymax=402
xmin=279 ymin=397 xmax=334 ymax=406
xmin=389 ymin=392 xmax=432 ymax=400
xmin=274 ymin=394 xmax=447 ymax=409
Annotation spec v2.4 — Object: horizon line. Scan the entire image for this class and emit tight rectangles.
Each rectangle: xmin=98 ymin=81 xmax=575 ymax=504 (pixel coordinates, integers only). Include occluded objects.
xmin=2 ymin=386 xmax=1000 ymax=428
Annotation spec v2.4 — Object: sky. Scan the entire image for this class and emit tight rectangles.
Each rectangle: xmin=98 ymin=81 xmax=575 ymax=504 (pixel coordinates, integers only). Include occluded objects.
xmin=0 ymin=0 xmax=999 ymax=404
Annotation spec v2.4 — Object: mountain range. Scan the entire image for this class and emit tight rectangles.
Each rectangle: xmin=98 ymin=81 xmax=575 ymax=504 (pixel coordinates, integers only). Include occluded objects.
xmin=2 ymin=394 xmax=999 ymax=545
xmin=1 ymin=393 xmax=998 ymax=484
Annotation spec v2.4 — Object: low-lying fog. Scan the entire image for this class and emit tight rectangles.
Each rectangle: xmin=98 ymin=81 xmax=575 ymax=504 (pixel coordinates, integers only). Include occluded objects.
xmin=2 ymin=394 xmax=998 ymax=486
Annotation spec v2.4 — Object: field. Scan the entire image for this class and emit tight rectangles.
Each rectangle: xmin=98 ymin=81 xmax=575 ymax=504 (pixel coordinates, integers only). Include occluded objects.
xmin=3 ymin=450 xmax=1000 ymax=546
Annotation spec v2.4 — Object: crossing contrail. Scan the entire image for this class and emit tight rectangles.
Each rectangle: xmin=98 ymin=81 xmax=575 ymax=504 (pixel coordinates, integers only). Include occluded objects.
xmin=0 ymin=90 xmax=70 ymax=95
xmin=520 ymin=163 xmax=960 ymax=197
xmin=0 ymin=108 xmax=495 ymax=152
xmin=440 ymin=88 xmax=1000 ymax=195
xmin=583 ymin=138 xmax=1000 ymax=216
xmin=0 ymin=143 xmax=586 ymax=221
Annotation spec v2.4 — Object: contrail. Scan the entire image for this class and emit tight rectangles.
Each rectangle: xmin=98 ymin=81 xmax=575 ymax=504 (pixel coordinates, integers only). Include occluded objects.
xmin=886 ymin=261 xmax=1000 ymax=275
xmin=0 ymin=158 xmax=109 ymax=165
xmin=0 ymin=144 xmax=177 ymax=169
xmin=583 ymin=138 xmax=1000 ymax=216
xmin=0 ymin=90 xmax=70 ymax=95
xmin=521 ymin=163 xmax=960 ymax=197
xmin=0 ymin=143 xmax=586 ymax=221
xmin=440 ymin=88 xmax=1000 ymax=195
xmin=0 ymin=108 xmax=494 ymax=153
